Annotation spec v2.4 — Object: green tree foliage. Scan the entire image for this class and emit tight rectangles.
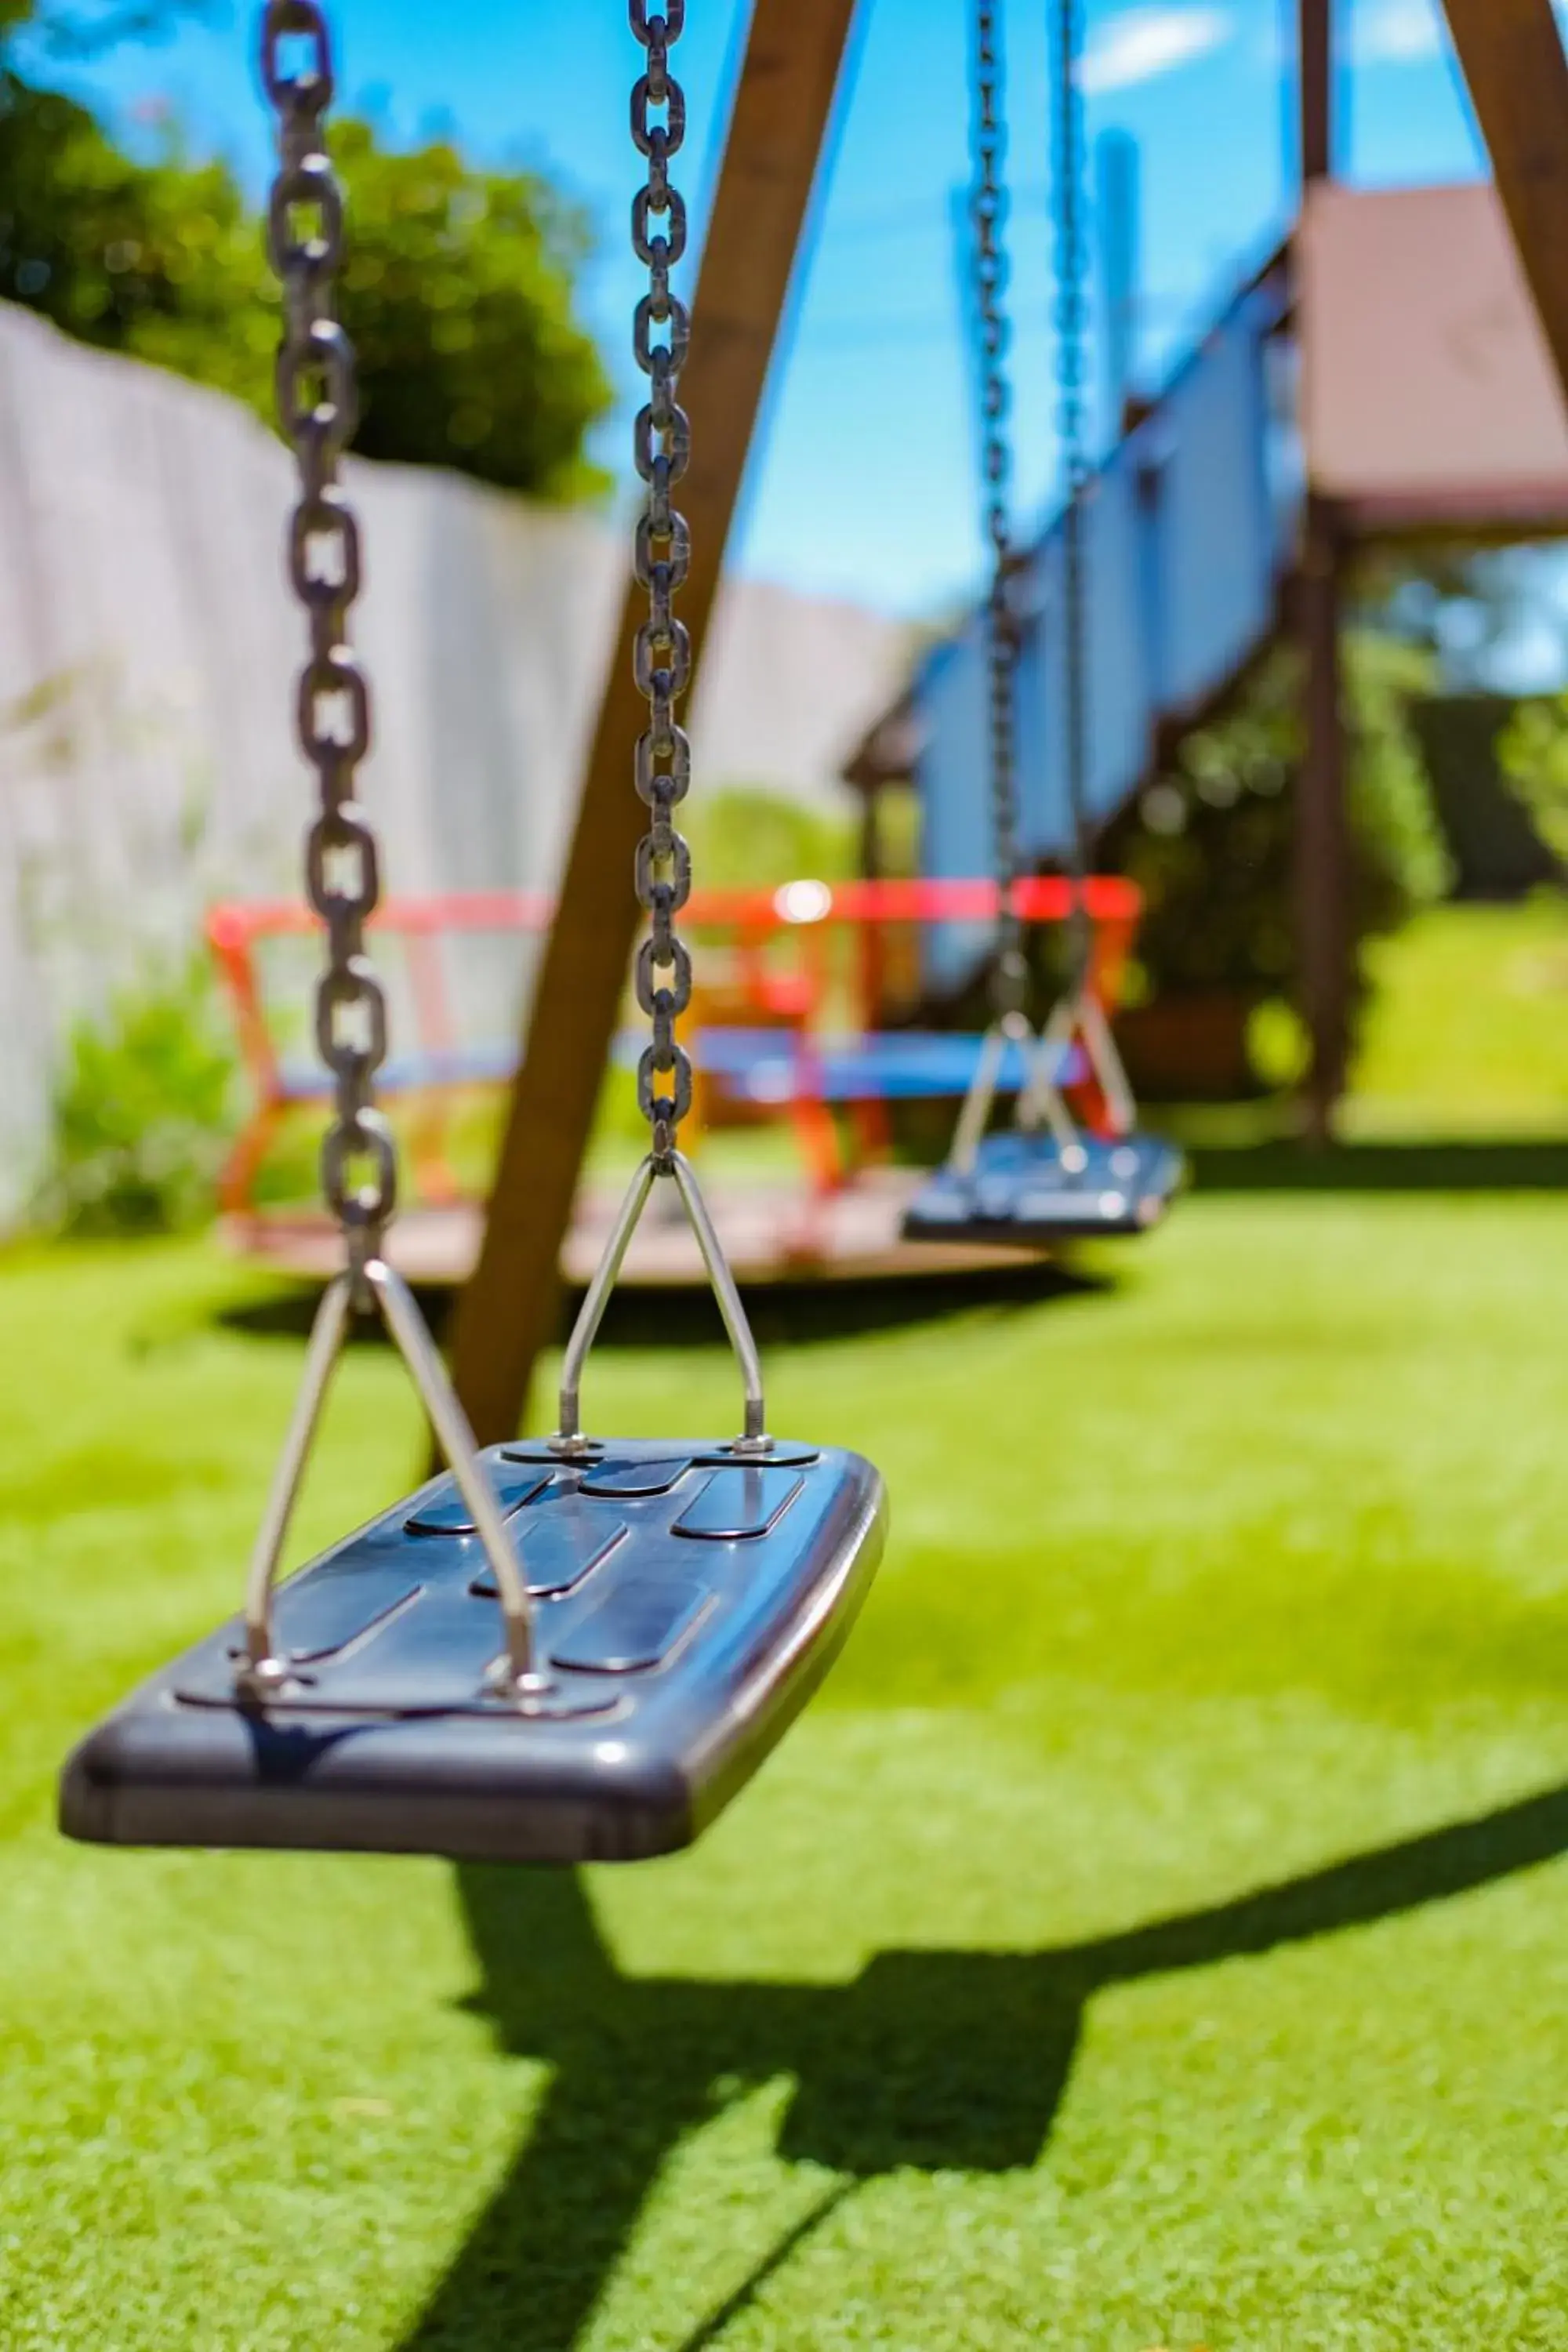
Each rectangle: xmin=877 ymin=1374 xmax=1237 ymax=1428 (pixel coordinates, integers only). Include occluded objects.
xmin=1497 ymin=693 xmax=1568 ymax=866
xmin=0 ymin=51 xmax=612 ymax=496
xmin=1366 ymin=543 xmax=1568 ymax=691
xmin=327 ymin=122 xmax=611 ymax=495
xmin=1105 ymin=633 xmax=1450 ymax=1007
xmin=682 ymin=786 xmax=858 ymax=891
xmin=0 ymin=69 xmax=270 ymax=376
xmin=39 ymin=949 xmax=236 ymax=1233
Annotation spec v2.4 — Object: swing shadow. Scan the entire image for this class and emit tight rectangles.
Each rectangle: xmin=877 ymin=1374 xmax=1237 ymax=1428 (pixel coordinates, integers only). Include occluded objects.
xmin=401 ymin=1773 xmax=1568 ymax=2351
xmin=216 ymin=1258 xmax=1105 ymax=1351
xmin=1189 ymin=1138 xmax=1568 ymax=1193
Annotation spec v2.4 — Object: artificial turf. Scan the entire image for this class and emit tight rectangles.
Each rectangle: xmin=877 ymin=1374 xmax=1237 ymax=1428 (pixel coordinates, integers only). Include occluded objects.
xmin=1349 ymin=894 xmax=1568 ymax=1138
xmin=3 ymin=1177 xmax=1568 ymax=2349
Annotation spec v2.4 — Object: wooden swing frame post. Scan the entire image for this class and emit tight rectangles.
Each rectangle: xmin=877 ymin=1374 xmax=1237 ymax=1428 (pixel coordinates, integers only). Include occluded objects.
xmin=1294 ymin=0 xmax=1352 ymax=1147
xmin=1439 ymin=2 xmax=1568 ymax=397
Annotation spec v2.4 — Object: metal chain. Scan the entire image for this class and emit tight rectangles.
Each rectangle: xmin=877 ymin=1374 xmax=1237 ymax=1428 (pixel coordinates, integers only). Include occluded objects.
xmin=1053 ymin=0 xmax=1094 ymax=985
xmin=630 ymin=0 xmax=695 ymax=1168
xmin=968 ymin=0 xmax=1026 ymax=1021
xmin=261 ymin=0 xmax=393 ymax=1276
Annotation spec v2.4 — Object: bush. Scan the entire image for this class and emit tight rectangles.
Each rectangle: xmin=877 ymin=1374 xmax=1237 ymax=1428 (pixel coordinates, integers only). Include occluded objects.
xmin=323 ymin=122 xmax=612 ymax=498
xmin=0 ymin=65 xmax=612 ymax=496
xmin=682 ymin=786 xmax=859 ymax=892
xmin=1105 ymin=633 xmax=1450 ymax=1010
xmin=39 ymin=949 xmax=236 ymax=1233
xmin=1497 ymin=693 xmax=1568 ymax=865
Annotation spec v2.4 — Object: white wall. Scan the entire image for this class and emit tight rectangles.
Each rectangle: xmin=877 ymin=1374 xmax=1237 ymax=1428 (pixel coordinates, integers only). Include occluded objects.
xmin=0 ymin=301 xmax=911 ymax=1218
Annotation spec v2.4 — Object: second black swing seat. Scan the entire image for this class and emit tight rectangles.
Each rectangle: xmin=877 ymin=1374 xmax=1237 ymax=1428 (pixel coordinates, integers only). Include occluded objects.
xmin=60 ymin=1436 xmax=886 ymax=1864
xmin=903 ymin=1127 xmax=1185 ymax=1244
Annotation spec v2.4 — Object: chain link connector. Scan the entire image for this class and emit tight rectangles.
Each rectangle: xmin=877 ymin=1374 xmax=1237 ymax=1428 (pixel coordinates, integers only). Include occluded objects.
xmin=630 ymin=0 xmax=686 ymax=47
xmin=305 ymin=804 xmax=379 ymax=917
xmin=275 ymin=316 xmax=358 ymax=463
xmin=290 ymin=489 xmax=361 ymax=609
xmin=321 ymin=1107 xmax=397 ymax=1231
xmin=634 ymin=935 xmax=694 ymax=1018
xmin=633 ymin=723 xmax=691 ymax=804
xmin=266 ymin=154 xmax=343 ymax=282
xmin=260 ymin=0 xmax=332 ymax=112
xmin=633 ymin=401 xmax=691 ymax=485
xmin=633 ymin=618 xmax=692 ymax=699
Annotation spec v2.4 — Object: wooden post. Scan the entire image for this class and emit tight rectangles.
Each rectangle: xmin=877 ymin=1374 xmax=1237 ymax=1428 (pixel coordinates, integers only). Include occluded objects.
xmin=1294 ymin=0 xmax=1351 ymax=1144
xmin=1296 ymin=502 xmax=1350 ymax=1138
xmin=1441 ymin=2 xmax=1568 ymax=398
xmin=446 ymin=0 xmax=861 ymax=1447
xmin=1298 ymin=0 xmax=1334 ymax=179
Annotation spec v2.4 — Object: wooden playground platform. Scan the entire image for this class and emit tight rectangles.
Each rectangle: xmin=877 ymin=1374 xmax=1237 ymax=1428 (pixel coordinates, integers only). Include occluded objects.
xmin=224 ymin=1167 xmax=1047 ymax=1291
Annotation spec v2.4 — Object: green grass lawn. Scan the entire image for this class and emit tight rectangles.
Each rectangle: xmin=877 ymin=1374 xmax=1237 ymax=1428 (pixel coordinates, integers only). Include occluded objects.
xmin=1348 ymin=894 xmax=1568 ymax=1138
xmin=5 ymin=1175 xmax=1568 ymax=2347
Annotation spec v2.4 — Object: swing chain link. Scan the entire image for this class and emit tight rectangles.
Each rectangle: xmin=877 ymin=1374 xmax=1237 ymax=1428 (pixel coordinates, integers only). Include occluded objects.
xmin=969 ymin=0 xmax=1027 ymax=1022
xmin=1054 ymin=0 xmax=1094 ymax=985
xmin=262 ymin=0 xmax=394 ymax=1270
xmin=630 ymin=0 xmax=695 ymax=1167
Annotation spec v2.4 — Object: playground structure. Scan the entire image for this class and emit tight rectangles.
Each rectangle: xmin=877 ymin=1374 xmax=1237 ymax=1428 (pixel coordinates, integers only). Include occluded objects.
xmin=38 ymin=0 xmax=1568 ymax=2332
xmin=53 ymin=0 xmax=1568 ymax=1770
xmin=209 ymin=873 xmax=1143 ymax=1283
xmin=442 ymin=0 xmax=1568 ymax=1452
xmin=859 ymin=93 xmax=1568 ymax=1066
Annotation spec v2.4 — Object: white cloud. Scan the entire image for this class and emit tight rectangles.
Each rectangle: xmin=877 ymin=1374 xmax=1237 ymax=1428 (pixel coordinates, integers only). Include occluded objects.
xmin=1351 ymin=0 xmax=1443 ymax=67
xmin=1080 ymin=6 xmax=1235 ymax=96
xmin=1254 ymin=0 xmax=1568 ymax=78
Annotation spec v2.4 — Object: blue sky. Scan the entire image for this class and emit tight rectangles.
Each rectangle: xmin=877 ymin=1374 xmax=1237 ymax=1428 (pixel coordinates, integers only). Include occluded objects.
xmin=32 ymin=0 xmax=1498 ymax=615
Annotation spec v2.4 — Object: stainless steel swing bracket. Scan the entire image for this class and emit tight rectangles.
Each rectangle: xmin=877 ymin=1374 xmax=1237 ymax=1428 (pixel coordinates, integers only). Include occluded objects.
xmin=948 ymin=1008 xmax=1077 ymax=1174
xmin=1020 ymin=986 xmax=1137 ymax=1143
xmin=550 ymin=1150 xmax=772 ymax=1462
xmin=235 ymin=1257 xmax=554 ymax=1711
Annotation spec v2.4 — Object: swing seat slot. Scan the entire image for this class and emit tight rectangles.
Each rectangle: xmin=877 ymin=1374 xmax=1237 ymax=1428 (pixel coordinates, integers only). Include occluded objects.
xmin=230 ymin=1574 xmax=424 ymax=1668
xmin=467 ymin=1505 xmax=630 ymax=1600
xmin=551 ymin=1574 xmax=712 ymax=1672
xmin=405 ymin=1462 xmax=554 ymax=1534
xmin=673 ymin=1467 xmax=805 ymax=1541
xmin=579 ymin=1457 xmax=694 ymax=1498
xmin=59 ymin=1440 xmax=886 ymax=1864
xmin=902 ymin=1130 xmax=1185 ymax=1245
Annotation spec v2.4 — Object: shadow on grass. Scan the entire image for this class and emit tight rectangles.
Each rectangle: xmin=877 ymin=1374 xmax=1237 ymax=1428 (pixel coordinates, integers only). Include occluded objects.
xmin=216 ymin=1259 xmax=1104 ymax=1354
xmin=1191 ymin=1138 xmax=1568 ymax=1193
xmin=403 ymin=1776 xmax=1568 ymax=2350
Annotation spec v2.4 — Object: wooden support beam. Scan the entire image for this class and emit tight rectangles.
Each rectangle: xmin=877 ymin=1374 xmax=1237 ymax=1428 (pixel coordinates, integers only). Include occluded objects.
xmin=1441 ymin=0 xmax=1568 ymax=401
xmin=1295 ymin=498 xmax=1352 ymax=1144
xmin=1298 ymin=0 xmax=1335 ymax=182
xmin=446 ymin=0 xmax=860 ymax=1448
xmin=1292 ymin=0 xmax=1352 ymax=1145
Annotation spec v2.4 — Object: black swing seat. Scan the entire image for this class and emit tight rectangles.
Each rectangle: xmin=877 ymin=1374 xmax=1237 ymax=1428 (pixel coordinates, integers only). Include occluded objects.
xmin=59 ymin=1439 xmax=886 ymax=1865
xmin=902 ymin=1128 xmax=1185 ymax=1246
